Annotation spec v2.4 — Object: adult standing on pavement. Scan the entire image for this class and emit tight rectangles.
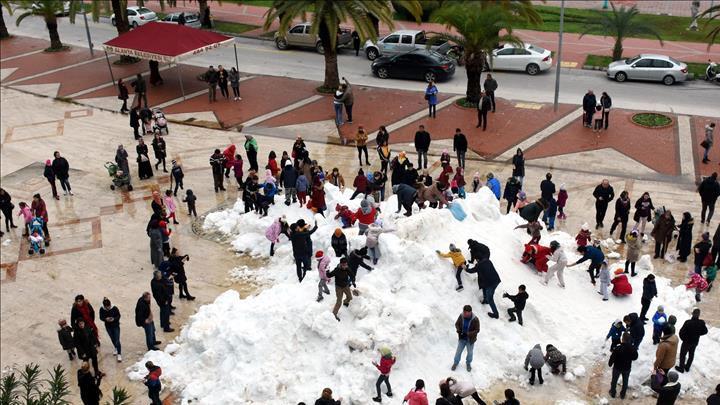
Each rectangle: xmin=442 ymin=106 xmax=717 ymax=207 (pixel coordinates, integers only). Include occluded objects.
xmin=582 ymin=90 xmax=596 ymax=128
xmin=633 ymin=192 xmax=654 ymax=236
xmin=483 ymin=74 xmax=498 ymax=112
xmin=115 ymin=145 xmax=131 ymax=182
xmin=73 ymin=319 xmax=101 ymax=376
xmin=476 ymin=91 xmax=492 ymax=131
xmin=676 ymin=308 xmax=708 ymax=373
xmin=0 ymin=188 xmax=18 ymax=232
xmin=600 ymin=92 xmax=612 ymax=129
xmin=607 ymin=332 xmax=637 ymax=399
xmin=453 ymin=128 xmax=467 ymax=169
xmin=117 ymin=78 xmax=129 ymax=113
xmin=151 ymin=270 xmax=174 ymax=333
xmin=129 ymin=106 xmax=141 ymax=139
xmin=135 ymin=292 xmax=159 ymax=351
xmin=593 ymin=179 xmax=615 ymax=229
xmin=209 ymin=149 xmax=226 ymax=193
xmin=414 ymin=125 xmax=431 ymax=169
xmin=355 ymin=126 xmax=370 ymax=166
xmin=136 ymin=139 xmax=154 ymax=180
xmin=340 ymin=77 xmax=354 ymax=123
xmin=147 ymin=215 xmax=164 ymax=269
xmin=245 ymin=134 xmax=259 ymax=172
xmin=452 ymin=305 xmax=479 ymax=371
xmin=512 ymin=148 xmax=525 ymax=186
xmin=52 ymin=151 xmax=73 ymax=196
xmin=610 ymin=191 xmax=631 ymax=243
xmin=698 ymin=172 xmax=720 ymax=225
xmin=229 ymin=67 xmax=241 ymax=101
xmin=205 ymin=65 xmax=218 ymax=103
xmin=71 ymin=294 xmax=99 ymax=340
xmin=333 ymin=87 xmax=345 ymax=127
xmin=132 ymin=73 xmax=148 ymax=108
xmin=77 ymin=361 xmax=101 ymax=405
xmin=702 ymin=122 xmax=715 ymax=164
xmin=425 ymin=80 xmax=438 ymax=118
xmin=351 ymin=30 xmax=361 ymax=56
xmin=652 ymin=210 xmax=676 ymax=259
xmin=217 ymin=65 xmax=229 ymax=100
xmin=31 ymin=193 xmax=50 ymax=243
xmin=43 ymin=160 xmax=59 ymax=200
xmin=151 ymin=134 xmax=167 ymax=173
xmin=98 ymin=297 xmax=122 ymax=362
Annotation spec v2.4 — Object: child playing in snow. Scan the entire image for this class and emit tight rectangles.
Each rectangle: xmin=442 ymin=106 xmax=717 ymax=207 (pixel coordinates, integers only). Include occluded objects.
xmin=503 ymin=285 xmax=528 ymax=326
xmin=334 ymin=204 xmax=355 ymax=228
xmin=598 ymin=261 xmax=610 ymax=301
xmin=444 ymin=377 xmax=485 ymax=403
xmin=163 ymin=190 xmax=179 ymax=225
xmin=652 ymin=305 xmax=667 ymax=344
xmin=576 ymin=223 xmax=592 ymax=247
xmin=403 ymin=379 xmax=428 ymax=405
xmin=625 ymin=229 xmax=641 ymax=276
xmin=524 ymin=344 xmax=545 ymax=385
xmin=557 ymin=184 xmax=568 ymax=219
xmin=471 ymin=172 xmax=482 ymax=193
xmin=17 ymin=202 xmax=32 ymax=236
xmin=315 ymin=250 xmax=331 ymax=302
xmin=372 ymin=347 xmax=396 ymax=402
xmin=494 ymin=389 xmax=519 ymax=405
xmin=514 ymin=221 xmax=543 ymax=244
xmin=452 ymin=167 xmax=466 ymax=199
xmin=685 ymin=270 xmax=709 ymax=302
xmin=183 ymin=189 xmax=197 ymax=218
xmin=544 ymin=344 xmax=567 ymax=374
xmin=57 ymin=319 xmax=75 ymax=360
xmin=265 ymin=216 xmax=288 ymax=256
xmin=514 ymin=191 xmax=529 ymax=213
xmin=296 ymin=174 xmax=309 ymax=206
xmin=366 ymin=222 xmax=394 ymax=265
xmin=440 ymin=149 xmax=451 ymax=168
xmin=437 ymin=244 xmax=467 ymax=291
xmin=605 ymin=319 xmax=625 ymax=351
xmin=611 ymin=268 xmax=633 ymax=296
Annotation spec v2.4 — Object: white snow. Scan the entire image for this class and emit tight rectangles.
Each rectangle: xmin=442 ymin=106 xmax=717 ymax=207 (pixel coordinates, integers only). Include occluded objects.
xmin=129 ymin=186 xmax=720 ymax=404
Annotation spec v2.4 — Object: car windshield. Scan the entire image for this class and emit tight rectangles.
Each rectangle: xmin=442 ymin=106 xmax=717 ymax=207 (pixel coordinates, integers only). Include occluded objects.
xmin=138 ymin=7 xmax=153 ymax=14
xmin=625 ymin=55 xmax=641 ymax=65
xmin=528 ymin=45 xmax=546 ymax=53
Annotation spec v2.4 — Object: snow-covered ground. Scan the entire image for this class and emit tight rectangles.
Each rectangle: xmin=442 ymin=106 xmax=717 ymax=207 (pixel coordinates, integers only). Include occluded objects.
xmin=128 ymin=186 xmax=720 ymax=404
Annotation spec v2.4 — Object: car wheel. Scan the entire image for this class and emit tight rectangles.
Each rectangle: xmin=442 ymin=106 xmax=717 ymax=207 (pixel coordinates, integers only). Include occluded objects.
xmin=377 ymin=67 xmax=389 ymax=79
xmin=111 ymin=17 xmax=116 ymax=26
xmin=662 ymin=75 xmax=675 ymax=86
xmin=132 ymin=21 xmax=139 ymax=28
xmin=424 ymin=71 xmax=437 ymax=83
xmin=316 ymin=42 xmax=325 ymax=55
xmin=275 ymin=38 xmax=288 ymax=50
xmin=526 ymin=63 xmax=540 ymax=75
xmin=366 ymin=48 xmax=379 ymax=61
xmin=615 ymin=72 xmax=627 ymax=82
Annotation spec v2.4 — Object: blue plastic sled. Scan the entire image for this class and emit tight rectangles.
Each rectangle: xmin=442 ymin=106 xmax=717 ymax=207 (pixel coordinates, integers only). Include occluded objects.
xmin=448 ymin=202 xmax=467 ymax=221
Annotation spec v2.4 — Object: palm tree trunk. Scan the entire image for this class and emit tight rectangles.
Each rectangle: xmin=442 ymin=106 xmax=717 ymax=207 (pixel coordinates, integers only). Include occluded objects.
xmin=612 ymin=39 xmax=623 ymax=60
xmin=465 ymin=51 xmax=482 ymax=104
xmin=45 ymin=15 xmax=63 ymax=50
xmin=199 ymin=0 xmax=211 ymax=28
xmin=0 ymin=7 xmax=9 ymax=39
xmin=319 ymin=21 xmax=339 ymax=90
xmin=111 ymin=0 xmax=130 ymax=35
xmin=368 ymin=13 xmax=379 ymax=37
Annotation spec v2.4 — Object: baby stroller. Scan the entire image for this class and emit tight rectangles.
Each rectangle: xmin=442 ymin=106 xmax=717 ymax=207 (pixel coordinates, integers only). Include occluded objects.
xmin=104 ymin=162 xmax=133 ymax=191
xmin=28 ymin=217 xmax=46 ymax=255
xmin=152 ymin=108 xmax=169 ymax=135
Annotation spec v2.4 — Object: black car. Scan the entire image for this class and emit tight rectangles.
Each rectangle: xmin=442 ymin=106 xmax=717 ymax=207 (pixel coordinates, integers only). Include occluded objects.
xmin=371 ymin=50 xmax=456 ymax=82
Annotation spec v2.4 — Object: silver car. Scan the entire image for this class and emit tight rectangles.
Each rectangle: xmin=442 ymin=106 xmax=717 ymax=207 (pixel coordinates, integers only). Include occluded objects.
xmin=607 ymin=54 xmax=688 ymax=85
xmin=274 ymin=23 xmax=352 ymax=54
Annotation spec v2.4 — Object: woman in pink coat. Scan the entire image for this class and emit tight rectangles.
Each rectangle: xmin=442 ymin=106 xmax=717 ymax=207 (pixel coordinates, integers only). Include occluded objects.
xmin=265 ymin=216 xmax=288 ymax=256
xmin=403 ymin=379 xmax=428 ymax=405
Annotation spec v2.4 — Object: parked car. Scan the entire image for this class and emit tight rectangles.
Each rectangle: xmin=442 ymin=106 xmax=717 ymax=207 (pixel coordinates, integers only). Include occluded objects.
xmin=32 ymin=1 xmax=70 ymax=16
xmin=111 ymin=6 xmax=158 ymax=28
xmin=363 ymin=30 xmax=451 ymax=61
xmin=160 ymin=12 xmax=201 ymax=29
xmin=371 ymin=49 xmax=456 ymax=82
xmin=274 ymin=23 xmax=352 ymax=54
xmin=607 ymin=54 xmax=688 ymax=85
xmin=488 ymin=43 xmax=552 ymax=75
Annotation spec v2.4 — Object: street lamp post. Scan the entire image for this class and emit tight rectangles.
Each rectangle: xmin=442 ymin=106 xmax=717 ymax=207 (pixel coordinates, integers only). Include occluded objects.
xmin=81 ymin=0 xmax=94 ymax=56
xmin=553 ymin=0 xmax=565 ymax=112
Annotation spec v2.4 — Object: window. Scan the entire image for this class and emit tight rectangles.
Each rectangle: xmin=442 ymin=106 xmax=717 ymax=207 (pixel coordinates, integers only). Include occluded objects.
xmin=514 ymin=48 xmax=531 ymax=55
xmin=415 ymin=32 xmax=427 ymax=44
xmin=289 ymin=25 xmax=305 ymax=34
xmin=137 ymin=8 xmax=153 ymax=14
xmin=384 ymin=35 xmax=400 ymax=44
xmin=651 ymin=59 xmax=672 ymax=68
xmin=496 ymin=48 xmax=514 ymax=56
xmin=633 ymin=59 xmax=652 ymax=67
xmin=528 ymin=45 xmax=546 ymax=54
xmin=668 ymin=57 xmax=681 ymax=66
xmin=127 ymin=9 xmax=137 ymax=16
xmin=626 ymin=55 xmax=641 ymax=65
xmin=401 ymin=35 xmax=413 ymax=44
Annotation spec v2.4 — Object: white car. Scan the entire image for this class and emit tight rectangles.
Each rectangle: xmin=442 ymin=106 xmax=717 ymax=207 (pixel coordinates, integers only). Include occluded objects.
xmin=488 ymin=43 xmax=552 ymax=75
xmin=160 ymin=12 xmax=202 ymax=29
xmin=111 ymin=6 xmax=157 ymax=28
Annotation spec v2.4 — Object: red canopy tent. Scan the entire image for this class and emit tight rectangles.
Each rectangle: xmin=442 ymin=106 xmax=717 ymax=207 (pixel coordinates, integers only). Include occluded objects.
xmin=103 ymin=22 xmax=236 ymax=99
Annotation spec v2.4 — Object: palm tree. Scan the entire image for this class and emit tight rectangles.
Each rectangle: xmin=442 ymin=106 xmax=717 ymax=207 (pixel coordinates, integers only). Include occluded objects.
xmin=15 ymin=0 xmax=84 ymax=50
xmin=265 ymin=1 xmax=416 ymax=91
xmin=368 ymin=0 xmax=423 ymax=38
xmin=1 ymin=0 xmax=12 ymax=39
xmin=430 ymin=3 xmax=523 ymax=104
xmin=580 ymin=3 xmax=663 ymax=61
xmin=700 ymin=4 xmax=720 ymax=48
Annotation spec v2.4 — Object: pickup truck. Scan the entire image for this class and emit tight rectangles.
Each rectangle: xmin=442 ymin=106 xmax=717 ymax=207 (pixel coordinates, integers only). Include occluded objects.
xmin=275 ymin=23 xmax=353 ymax=55
xmin=363 ymin=30 xmax=451 ymax=61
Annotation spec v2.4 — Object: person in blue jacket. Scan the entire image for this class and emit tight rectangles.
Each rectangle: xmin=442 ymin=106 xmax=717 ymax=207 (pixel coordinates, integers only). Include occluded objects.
xmin=652 ymin=305 xmax=668 ymax=345
xmin=425 ymin=81 xmax=438 ymax=118
xmin=568 ymin=245 xmax=605 ymax=285
xmin=605 ymin=319 xmax=626 ymax=352
xmin=486 ymin=173 xmax=501 ymax=200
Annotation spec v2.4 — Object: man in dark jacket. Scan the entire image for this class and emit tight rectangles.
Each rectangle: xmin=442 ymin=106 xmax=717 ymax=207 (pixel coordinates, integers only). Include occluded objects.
xmin=209 ymin=149 xmax=226 ymax=192
xmin=347 ymin=247 xmax=373 ymax=285
xmin=43 ymin=160 xmax=59 ymax=200
xmin=74 ymin=319 xmax=101 ymax=376
xmin=452 ymin=305 xmax=480 ymax=371
xmin=640 ymin=274 xmax=658 ymax=322
xmin=467 ymin=258 xmax=501 ymax=319
xmin=135 ymin=292 xmax=158 ymax=350
xmin=150 ymin=271 xmax=173 ymax=333
xmin=393 ymin=184 xmax=417 ymax=216
xmin=593 ymin=179 xmax=615 ymax=229
xmin=569 ymin=245 xmax=604 ymax=285
xmin=205 ymin=66 xmax=218 ymax=102
xmin=624 ymin=313 xmax=645 ymax=350
xmin=281 ymin=161 xmax=299 ymax=205
xmin=467 ymin=239 xmax=490 ymax=264
xmin=503 ymin=285 xmax=528 ymax=325
xmin=414 ymin=125 xmax=431 ymax=169
xmin=608 ymin=333 xmax=638 ymax=399
xmin=698 ymin=172 xmax=720 ymax=225
xmin=452 ymin=128 xmax=468 ymax=169
xmin=483 ymin=74 xmax=498 ymax=112
xmin=653 ymin=370 xmax=681 ymax=405
xmin=331 ymin=229 xmax=347 ymax=257
xmin=582 ymin=89 xmax=597 ymax=127
xmin=476 ymin=91 xmax=492 ymax=131
xmin=326 ymin=258 xmax=353 ymax=321
xmin=676 ymin=308 xmax=708 ymax=372
xmin=290 ymin=221 xmax=318 ymax=282
xmin=52 ymin=151 xmax=72 ymax=196
xmin=98 ymin=298 xmax=122 ymax=362
xmin=520 ymin=199 xmax=548 ymax=223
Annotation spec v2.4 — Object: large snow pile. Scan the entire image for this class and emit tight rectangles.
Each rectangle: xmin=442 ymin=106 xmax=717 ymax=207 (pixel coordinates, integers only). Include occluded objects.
xmin=129 ymin=186 xmax=720 ymax=404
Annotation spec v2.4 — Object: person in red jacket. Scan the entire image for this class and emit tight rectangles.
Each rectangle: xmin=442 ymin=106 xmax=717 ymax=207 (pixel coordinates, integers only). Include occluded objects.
xmin=267 ymin=150 xmax=280 ymax=178
xmin=372 ymin=347 xmax=396 ymax=403
xmin=351 ymin=168 xmax=369 ymax=200
xmin=521 ymin=243 xmax=551 ymax=273
xmin=611 ymin=268 xmax=633 ymax=296
xmin=353 ymin=197 xmax=377 ymax=235
xmin=403 ymin=379 xmax=428 ymax=405
xmin=222 ymin=144 xmax=236 ymax=178
xmin=31 ymin=193 xmax=51 ymax=243
xmin=310 ymin=176 xmax=326 ymax=217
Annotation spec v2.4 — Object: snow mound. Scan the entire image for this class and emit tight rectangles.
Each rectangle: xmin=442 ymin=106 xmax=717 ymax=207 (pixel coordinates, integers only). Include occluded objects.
xmin=133 ymin=186 xmax=720 ymax=404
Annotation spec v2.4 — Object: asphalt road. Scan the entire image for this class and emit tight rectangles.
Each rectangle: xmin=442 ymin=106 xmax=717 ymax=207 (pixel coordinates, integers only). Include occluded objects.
xmin=4 ymin=13 xmax=719 ymax=117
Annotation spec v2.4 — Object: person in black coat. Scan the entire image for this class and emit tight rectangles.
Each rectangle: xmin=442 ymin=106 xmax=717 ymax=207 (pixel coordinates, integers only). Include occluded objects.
xmin=57 ymin=319 xmax=75 ymax=360
xmin=77 ymin=362 xmax=102 ymax=405
xmin=414 ymin=125 xmax=431 ymax=169
xmin=209 ymin=149 xmax=227 ymax=192
xmin=652 ymin=371 xmax=681 ymax=405
xmin=51 ymin=151 xmax=72 ymax=196
xmin=639 ymin=275 xmax=658 ymax=322
xmin=608 ymin=333 xmax=638 ymax=399
xmin=331 ymin=228 xmax=348 ymax=257
xmin=512 ymin=148 xmax=525 ymax=186
xmin=592 ymin=179 xmax=615 ymax=229
xmin=73 ymin=319 xmax=101 ymax=376
xmin=98 ymin=298 xmax=122 ymax=361
xmin=692 ymin=231 xmax=712 ymax=274
xmin=117 ymin=78 xmax=129 ymax=113
xmin=503 ymin=284 xmax=528 ymax=325
xmin=520 ymin=199 xmax=548 ymax=223
xmin=698 ymin=172 xmax=720 ymax=225
xmin=467 ymin=239 xmax=490 ymax=264
xmin=393 ymin=184 xmax=418 ymax=216
xmin=624 ymin=313 xmax=645 ymax=350
xmin=129 ymin=106 xmax=141 ymax=139
xmin=347 ymin=247 xmax=373 ymax=286
xmin=43 ymin=160 xmax=60 ymax=200
xmin=582 ymin=90 xmax=597 ymax=127
xmin=290 ymin=221 xmax=318 ymax=282
xmin=707 ymin=384 xmax=720 ymax=405
xmin=675 ymin=212 xmax=694 ymax=262
xmin=453 ymin=128 xmax=468 ymax=169
xmin=314 ymin=387 xmax=342 ymax=405
xmin=466 ymin=258 xmax=501 ymax=319
xmin=281 ymin=162 xmax=299 ymax=205
xmin=135 ymin=292 xmax=158 ymax=351
xmin=610 ymin=191 xmax=631 ymax=243
xmin=503 ymin=177 xmax=521 ymax=214
xmin=169 ymin=248 xmax=195 ymax=300
xmin=476 ymin=91 xmax=492 ymax=131
xmin=151 ymin=271 xmax=173 ymax=332
xmin=676 ymin=308 xmax=708 ymax=372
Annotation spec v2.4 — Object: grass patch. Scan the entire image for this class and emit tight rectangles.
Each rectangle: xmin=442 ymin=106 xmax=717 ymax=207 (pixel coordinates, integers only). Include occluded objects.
xmin=44 ymin=45 xmax=70 ymax=52
xmin=455 ymin=98 xmax=477 ymax=109
xmin=316 ymin=85 xmax=336 ymax=94
xmin=213 ymin=20 xmax=260 ymax=35
xmin=583 ymin=54 xmax=707 ymax=78
xmin=113 ymin=56 xmax=141 ymax=65
xmin=632 ymin=113 xmax=672 ymax=127
xmin=685 ymin=62 xmax=707 ymax=78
